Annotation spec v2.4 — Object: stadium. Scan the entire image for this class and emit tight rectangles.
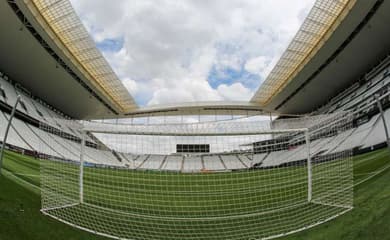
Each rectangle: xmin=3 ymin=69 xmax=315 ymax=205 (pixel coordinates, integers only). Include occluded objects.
xmin=0 ymin=0 xmax=389 ymax=240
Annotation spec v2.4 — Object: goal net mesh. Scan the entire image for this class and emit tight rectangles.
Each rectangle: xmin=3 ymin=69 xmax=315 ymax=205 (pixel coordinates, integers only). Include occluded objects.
xmin=39 ymin=112 xmax=353 ymax=240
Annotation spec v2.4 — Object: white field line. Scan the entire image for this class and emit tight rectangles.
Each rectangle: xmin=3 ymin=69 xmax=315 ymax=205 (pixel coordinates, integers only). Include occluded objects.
xmin=311 ymin=162 xmax=390 ymax=204
xmin=354 ymin=162 xmax=390 ymax=187
xmin=2 ymin=169 xmax=40 ymax=191
xmin=41 ymin=203 xmax=79 ymax=212
xmin=40 ymin=211 xmax=122 ymax=240
xmin=354 ymin=168 xmax=390 ymax=176
xmin=353 ymin=151 xmax=389 ymax=166
xmin=12 ymin=173 xmax=40 ymax=177
xmin=261 ymin=208 xmax=353 ymax=240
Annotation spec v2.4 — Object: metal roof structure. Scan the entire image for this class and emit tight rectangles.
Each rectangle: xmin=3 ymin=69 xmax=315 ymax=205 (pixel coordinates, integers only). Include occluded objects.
xmin=251 ymin=0 xmax=356 ymax=105
xmin=262 ymin=0 xmax=390 ymax=114
xmin=25 ymin=0 xmax=137 ymax=112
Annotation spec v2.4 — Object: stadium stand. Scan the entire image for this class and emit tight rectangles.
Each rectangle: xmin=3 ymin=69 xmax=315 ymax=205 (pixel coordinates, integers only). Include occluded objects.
xmin=161 ymin=155 xmax=183 ymax=171
xmin=139 ymin=154 xmax=165 ymax=170
xmin=220 ymin=155 xmax=246 ymax=170
xmin=203 ymin=155 xmax=226 ymax=171
xmin=317 ymin=59 xmax=390 ymax=114
xmin=0 ymin=72 xmax=120 ymax=165
xmin=0 ymin=112 xmax=32 ymax=151
xmin=1 ymin=57 xmax=390 ymax=171
xmin=182 ymin=156 xmax=203 ymax=172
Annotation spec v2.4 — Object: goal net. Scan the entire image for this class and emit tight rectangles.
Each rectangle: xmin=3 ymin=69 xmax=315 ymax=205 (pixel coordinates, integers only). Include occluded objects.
xmin=39 ymin=112 xmax=353 ymax=240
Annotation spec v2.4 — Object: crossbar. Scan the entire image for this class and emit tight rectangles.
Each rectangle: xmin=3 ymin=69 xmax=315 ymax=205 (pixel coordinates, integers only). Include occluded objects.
xmin=83 ymin=128 xmax=309 ymax=136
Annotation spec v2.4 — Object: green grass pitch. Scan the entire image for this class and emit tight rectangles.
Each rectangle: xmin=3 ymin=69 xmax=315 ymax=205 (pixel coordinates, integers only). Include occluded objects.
xmin=0 ymin=149 xmax=389 ymax=240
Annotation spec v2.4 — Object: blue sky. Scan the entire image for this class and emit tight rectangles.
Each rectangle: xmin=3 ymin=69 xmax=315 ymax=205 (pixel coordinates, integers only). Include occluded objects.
xmin=208 ymin=64 xmax=260 ymax=90
xmin=70 ymin=0 xmax=315 ymax=106
xmin=95 ymin=37 xmax=124 ymax=53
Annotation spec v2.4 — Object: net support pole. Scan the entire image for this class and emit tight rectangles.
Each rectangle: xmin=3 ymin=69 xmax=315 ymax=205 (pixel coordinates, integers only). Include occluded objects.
xmin=79 ymin=130 xmax=86 ymax=203
xmin=375 ymin=95 xmax=390 ymax=152
xmin=305 ymin=129 xmax=312 ymax=202
xmin=0 ymin=95 xmax=21 ymax=173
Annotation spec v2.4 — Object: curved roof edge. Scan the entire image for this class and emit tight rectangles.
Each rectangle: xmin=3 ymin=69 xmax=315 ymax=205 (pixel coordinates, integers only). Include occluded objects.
xmin=251 ymin=0 xmax=356 ymax=105
xmin=23 ymin=0 xmax=137 ymax=112
xmin=123 ymin=101 xmax=271 ymax=118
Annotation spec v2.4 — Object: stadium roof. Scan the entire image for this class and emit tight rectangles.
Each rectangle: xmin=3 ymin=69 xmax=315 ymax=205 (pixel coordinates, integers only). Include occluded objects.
xmin=251 ymin=0 xmax=355 ymax=105
xmin=0 ymin=0 xmax=137 ymax=119
xmin=252 ymin=0 xmax=390 ymax=114
xmin=26 ymin=0 xmax=138 ymax=112
xmin=1 ymin=0 xmax=389 ymax=118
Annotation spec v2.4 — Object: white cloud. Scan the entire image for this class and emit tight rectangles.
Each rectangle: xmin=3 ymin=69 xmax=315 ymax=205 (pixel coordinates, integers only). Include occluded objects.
xmin=122 ymin=78 xmax=138 ymax=95
xmin=245 ymin=56 xmax=268 ymax=76
xmin=147 ymin=77 xmax=222 ymax=105
xmin=70 ymin=0 xmax=315 ymax=106
xmin=217 ymin=83 xmax=254 ymax=101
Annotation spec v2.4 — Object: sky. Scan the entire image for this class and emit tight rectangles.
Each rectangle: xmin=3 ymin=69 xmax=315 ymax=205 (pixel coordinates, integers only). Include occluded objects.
xmin=69 ymin=0 xmax=315 ymax=107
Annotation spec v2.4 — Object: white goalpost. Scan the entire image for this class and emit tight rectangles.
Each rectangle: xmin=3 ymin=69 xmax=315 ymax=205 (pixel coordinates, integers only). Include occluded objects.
xmin=305 ymin=130 xmax=312 ymax=202
xmin=79 ymin=131 xmax=85 ymax=204
xmin=39 ymin=112 xmax=353 ymax=240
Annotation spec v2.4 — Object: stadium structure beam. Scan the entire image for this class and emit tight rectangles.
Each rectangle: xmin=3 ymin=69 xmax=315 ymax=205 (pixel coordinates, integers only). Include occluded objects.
xmin=375 ymin=95 xmax=390 ymax=152
xmin=122 ymin=101 xmax=272 ymax=118
xmin=0 ymin=95 xmax=20 ymax=173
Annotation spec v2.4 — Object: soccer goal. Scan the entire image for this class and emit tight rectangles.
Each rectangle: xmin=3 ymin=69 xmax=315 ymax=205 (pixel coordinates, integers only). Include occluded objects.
xmin=39 ymin=112 xmax=353 ymax=240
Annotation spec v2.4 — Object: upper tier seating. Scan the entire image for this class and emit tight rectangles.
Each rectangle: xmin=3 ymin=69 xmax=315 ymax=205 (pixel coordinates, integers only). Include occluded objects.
xmin=316 ymin=64 xmax=390 ymax=115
